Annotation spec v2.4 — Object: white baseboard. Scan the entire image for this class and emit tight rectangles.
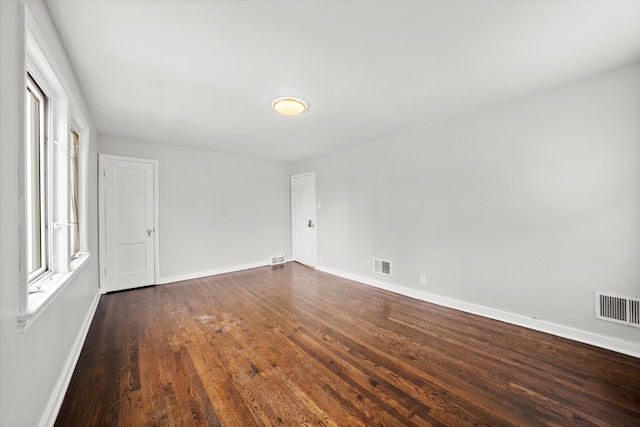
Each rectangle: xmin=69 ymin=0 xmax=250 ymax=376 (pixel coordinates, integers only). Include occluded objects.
xmin=40 ymin=290 xmax=101 ymax=427
xmin=317 ymin=265 xmax=640 ymax=359
xmin=158 ymin=260 xmax=270 ymax=285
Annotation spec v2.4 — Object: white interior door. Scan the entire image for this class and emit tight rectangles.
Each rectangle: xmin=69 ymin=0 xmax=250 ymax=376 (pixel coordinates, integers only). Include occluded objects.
xmin=100 ymin=155 xmax=157 ymax=293
xmin=291 ymin=173 xmax=317 ymax=267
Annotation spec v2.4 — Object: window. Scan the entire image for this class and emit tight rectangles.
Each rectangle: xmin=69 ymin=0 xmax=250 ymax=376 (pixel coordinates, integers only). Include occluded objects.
xmin=69 ymin=128 xmax=80 ymax=258
xmin=26 ymin=75 xmax=50 ymax=284
xmin=19 ymin=9 xmax=90 ymax=330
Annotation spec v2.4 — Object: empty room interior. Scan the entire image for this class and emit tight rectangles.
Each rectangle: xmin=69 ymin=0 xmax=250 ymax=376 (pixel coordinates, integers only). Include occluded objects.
xmin=1 ymin=0 xmax=640 ymax=426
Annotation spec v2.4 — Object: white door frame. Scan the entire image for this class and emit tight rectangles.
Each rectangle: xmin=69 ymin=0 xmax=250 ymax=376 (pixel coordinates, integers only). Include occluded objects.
xmin=98 ymin=154 xmax=159 ymax=293
xmin=291 ymin=172 xmax=317 ymax=267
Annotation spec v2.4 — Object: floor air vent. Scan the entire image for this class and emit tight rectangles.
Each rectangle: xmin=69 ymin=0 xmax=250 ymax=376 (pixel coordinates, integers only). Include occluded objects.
xmin=595 ymin=291 xmax=640 ymax=328
xmin=373 ymin=258 xmax=391 ymax=276
xmin=270 ymin=255 xmax=286 ymax=266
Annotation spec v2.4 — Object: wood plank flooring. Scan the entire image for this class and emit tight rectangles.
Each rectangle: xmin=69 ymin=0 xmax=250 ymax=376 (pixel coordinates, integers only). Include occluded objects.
xmin=56 ymin=263 xmax=640 ymax=426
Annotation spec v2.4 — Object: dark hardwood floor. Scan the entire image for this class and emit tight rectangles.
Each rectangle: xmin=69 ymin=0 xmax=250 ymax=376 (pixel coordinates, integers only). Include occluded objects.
xmin=56 ymin=263 xmax=640 ymax=426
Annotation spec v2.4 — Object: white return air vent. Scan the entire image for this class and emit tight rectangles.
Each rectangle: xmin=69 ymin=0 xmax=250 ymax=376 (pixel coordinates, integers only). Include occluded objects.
xmin=270 ymin=255 xmax=286 ymax=266
xmin=373 ymin=258 xmax=392 ymax=276
xmin=594 ymin=291 xmax=640 ymax=328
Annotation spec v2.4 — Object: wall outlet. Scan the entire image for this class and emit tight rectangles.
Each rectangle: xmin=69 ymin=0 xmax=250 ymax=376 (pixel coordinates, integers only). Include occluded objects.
xmin=419 ymin=274 xmax=427 ymax=285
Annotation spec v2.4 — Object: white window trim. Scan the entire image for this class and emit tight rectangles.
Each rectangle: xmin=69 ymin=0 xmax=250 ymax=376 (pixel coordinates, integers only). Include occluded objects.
xmin=18 ymin=6 xmax=91 ymax=332
xmin=18 ymin=255 xmax=90 ymax=331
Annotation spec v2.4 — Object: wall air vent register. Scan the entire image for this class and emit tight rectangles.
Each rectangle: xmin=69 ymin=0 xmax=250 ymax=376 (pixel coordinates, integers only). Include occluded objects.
xmin=373 ymin=258 xmax=392 ymax=276
xmin=595 ymin=291 xmax=640 ymax=328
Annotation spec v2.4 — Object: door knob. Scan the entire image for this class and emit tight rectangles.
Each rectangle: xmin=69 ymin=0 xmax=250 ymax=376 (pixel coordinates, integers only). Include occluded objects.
xmin=146 ymin=229 xmax=153 ymax=236
xmin=307 ymin=220 xmax=314 ymax=228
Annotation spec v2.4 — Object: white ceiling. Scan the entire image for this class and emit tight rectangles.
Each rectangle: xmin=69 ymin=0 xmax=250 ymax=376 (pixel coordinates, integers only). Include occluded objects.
xmin=45 ymin=0 xmax=640 ymax=162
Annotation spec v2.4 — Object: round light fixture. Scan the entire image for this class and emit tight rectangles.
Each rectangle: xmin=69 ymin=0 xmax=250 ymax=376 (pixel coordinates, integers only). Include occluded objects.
xmin=272 ymin=97 xmax=307 ymax=116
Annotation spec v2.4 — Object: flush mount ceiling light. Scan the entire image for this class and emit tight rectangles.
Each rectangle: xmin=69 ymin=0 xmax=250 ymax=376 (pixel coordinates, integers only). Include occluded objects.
xmin=272 ymin=97 xmax=307 ymax=116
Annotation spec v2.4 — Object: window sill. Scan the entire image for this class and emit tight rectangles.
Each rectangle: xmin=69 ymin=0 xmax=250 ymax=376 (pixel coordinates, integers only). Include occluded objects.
xmin=18 ymin=253 xmax=91 ymax=332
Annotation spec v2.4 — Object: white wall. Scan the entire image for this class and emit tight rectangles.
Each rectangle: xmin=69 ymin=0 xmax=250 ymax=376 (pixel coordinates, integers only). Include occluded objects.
xmin=0 ymin=1 xmax=100 ymax=426
xmin=99 ymin=136 xmax=292 ymax=282
xmin=292 ymin=61 xmax=640 ymax=354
